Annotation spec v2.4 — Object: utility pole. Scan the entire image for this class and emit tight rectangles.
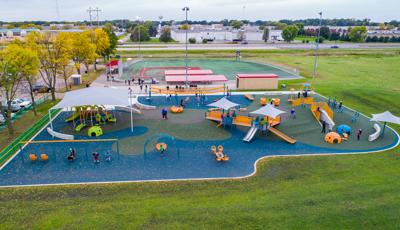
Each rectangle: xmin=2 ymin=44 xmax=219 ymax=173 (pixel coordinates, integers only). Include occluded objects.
xmin=87 ymin=7 xmax=101 ymax=27
xmin=182 ymin=6 xmax=190 ymax=88
xmin=312 ymin=12 xmax=323 ymax=82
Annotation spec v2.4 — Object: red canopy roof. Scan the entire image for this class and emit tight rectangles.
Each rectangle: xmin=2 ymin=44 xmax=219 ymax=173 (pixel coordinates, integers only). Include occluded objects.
xmin=165 ymin=69 xmax=214 ymax=76
xmin=165 ymin=75 xmax=227 ymax=83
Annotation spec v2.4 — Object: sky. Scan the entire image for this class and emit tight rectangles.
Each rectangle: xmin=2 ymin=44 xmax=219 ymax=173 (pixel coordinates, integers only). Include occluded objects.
xmin=0 ymin=0 xmax=398 ymax=22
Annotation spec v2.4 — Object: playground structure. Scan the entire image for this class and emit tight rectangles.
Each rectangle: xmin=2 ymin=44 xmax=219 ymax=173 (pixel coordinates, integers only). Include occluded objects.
xmin=325 ymin=132 xmax=342 ymax=144
xmin=205 ymin=110 xmax=296 ymax=144
xmin=310 ymin=102 xmax=335 ymax=130
xmin=22 ymin=139 xmax=120 ymax=162
xmin=244 ymin=94 xmax=254 ymax=101
xmin=170 ymin=106 xmax=184 ymax=113
xmin=65 ymin=105 xmax=118 ymax=136
xmin=211 ymin=145 xmax=229 ymax=162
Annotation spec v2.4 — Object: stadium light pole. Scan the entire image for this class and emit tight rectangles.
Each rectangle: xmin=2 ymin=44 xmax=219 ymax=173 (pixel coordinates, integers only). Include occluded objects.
xmin=182 ymin=6 xmax=190 ymax=88
xmin=312 ymin=12 xmax=323 ymax=82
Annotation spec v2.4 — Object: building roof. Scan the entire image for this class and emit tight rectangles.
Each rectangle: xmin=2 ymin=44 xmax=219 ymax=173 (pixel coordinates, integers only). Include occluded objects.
xmin=236 ymin=74 xmax=279 ymax=79
xmin=164 ymin=69 xmax=213 ymax=75
xmin=165 ymin=75 xmax=227 ymax=83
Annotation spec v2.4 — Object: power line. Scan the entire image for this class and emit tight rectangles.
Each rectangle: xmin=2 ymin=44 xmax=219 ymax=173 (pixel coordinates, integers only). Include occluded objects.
xmin=87 ymin=7 xmax=101 ymax=27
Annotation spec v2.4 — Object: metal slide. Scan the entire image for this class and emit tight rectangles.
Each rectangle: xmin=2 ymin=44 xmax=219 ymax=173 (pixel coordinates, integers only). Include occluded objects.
xmin=243 ymin=126 xmax=258 ymax=142
xmin=320 ymin=110 xmax=335 ymax=130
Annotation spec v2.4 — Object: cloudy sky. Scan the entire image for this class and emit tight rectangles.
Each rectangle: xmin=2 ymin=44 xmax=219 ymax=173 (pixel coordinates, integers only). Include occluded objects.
xmin=0 ymin=0 xmax=398 ymax=22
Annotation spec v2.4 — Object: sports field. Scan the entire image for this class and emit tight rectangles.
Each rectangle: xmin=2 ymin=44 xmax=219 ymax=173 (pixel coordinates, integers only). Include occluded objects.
xmin=121 ymin=58 xmax=301 ymax=81
xmin=1 ymin=49 xmax=399 ymax=229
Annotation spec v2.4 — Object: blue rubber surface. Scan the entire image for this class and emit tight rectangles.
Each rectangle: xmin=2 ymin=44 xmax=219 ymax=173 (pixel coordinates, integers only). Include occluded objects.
xmin=0 ymin=95 xmax=398 ymax=186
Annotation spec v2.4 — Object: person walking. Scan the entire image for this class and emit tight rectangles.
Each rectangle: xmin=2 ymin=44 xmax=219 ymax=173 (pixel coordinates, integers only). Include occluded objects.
xmin=357 ymin=129 xmax=363 ymax=141
xmin=140 ymin=84 xmax=143 ymax=92
xmin=290 ymin=108 xmax=296 ymax=119
xmin=145 ymin=85 xmax=148 ymax=93
xmin=321 ymin=120 xmax=327 ymax=134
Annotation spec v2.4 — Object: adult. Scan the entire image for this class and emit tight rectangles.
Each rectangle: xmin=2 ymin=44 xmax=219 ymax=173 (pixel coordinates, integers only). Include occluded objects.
xmin=161 ymin=108 xmax=168 ymax=119
xmin=357 ymin=129 xmax=363 ymax=141
xmin=321 ymin=120 xmax=327 ymax=134
xmin=92 ymin=152 xmax=100 ymax=163
xmin=67 ymin=148 xmax=76 ymax=161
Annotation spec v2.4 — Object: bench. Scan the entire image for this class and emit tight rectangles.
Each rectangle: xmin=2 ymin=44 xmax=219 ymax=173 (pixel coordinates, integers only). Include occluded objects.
xmin=368 ymin=123 xmax=381 ymax=142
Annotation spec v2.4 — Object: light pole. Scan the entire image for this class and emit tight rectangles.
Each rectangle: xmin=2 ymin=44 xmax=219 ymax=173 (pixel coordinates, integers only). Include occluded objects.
xmin=312 ymin=12 xmax=323 ymax=82
xmin=182 ymin=6 xmax=190 ymax=88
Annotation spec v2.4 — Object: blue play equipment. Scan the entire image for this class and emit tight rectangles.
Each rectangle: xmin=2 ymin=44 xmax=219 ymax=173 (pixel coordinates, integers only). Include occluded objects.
xmin=336 ymin=124 xmax=352 ymax=135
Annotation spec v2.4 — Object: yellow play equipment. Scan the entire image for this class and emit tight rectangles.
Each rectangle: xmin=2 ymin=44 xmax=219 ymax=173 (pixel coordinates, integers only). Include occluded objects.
xmin=325 ymin=132 xmax=342 ymax=144
xmin=260 ymin=98 xmax=280 ymax=106
xmin=260 ymin=97 xmax=268 ymax=106
xmin=29 ymin=153 xmax=38 ymax=162
xmin=151 ymin=86 xmax=225 ymax=95
xmin=205 ymin=110 xmax=253 ymax=127
xmin=211 ymin=145 xmax=229 ymax=162
xmin=170 ymin=106 xmax=184 ymax=113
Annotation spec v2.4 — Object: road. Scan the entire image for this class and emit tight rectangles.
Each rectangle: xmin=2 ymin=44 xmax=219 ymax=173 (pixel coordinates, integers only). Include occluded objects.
xmin=117 ymin=43 xmax=400 ymax=51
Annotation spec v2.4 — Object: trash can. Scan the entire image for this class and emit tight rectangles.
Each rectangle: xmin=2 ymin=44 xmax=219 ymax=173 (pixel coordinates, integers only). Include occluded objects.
xmin=70 ymin=74 xmax=82 ymax=86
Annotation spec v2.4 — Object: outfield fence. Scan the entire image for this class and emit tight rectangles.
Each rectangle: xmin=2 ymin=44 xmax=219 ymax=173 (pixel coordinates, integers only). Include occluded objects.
xmin=0 ymin=108 xmax=61 ymax=167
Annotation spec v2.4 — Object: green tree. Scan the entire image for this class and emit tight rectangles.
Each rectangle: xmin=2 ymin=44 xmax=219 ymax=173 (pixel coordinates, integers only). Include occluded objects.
xmin=231 ymin=20 xmax=242 ymax=29
xmin=159 ymin=27 xmax=173 ymax=43
xmin=348 ymin=26 xmax=368 ymax=42
xmin=103 ymin=24 xmax=118 ymax=60
xmin=130 ymin=25 xmax=150 ymax=42
xmin=282 ymin=25 xmax=299 ymax=43
xmin=319 ymin=26 xmax=331 ymax=40
xmin=0 ymin=44 xmax=39 ymax=134
xmin=262 ymin=27 xmax=270 ymax=42
xmin=188 ymin=38 xmax=196 ymax=44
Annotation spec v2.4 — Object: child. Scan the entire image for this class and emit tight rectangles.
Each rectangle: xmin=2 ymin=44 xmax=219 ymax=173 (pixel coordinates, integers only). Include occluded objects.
xmin=67 ymin=148 xmax=76 ymax=161
xmin=105 ymin=151 xmax=112 ymax=162
xmin=357 ymin=129 xmax=363 ymax=141
xmin=92 ymin=152 xmax=100 ymax=163
xmin=290 ymin=108 xmax=296 ymax=119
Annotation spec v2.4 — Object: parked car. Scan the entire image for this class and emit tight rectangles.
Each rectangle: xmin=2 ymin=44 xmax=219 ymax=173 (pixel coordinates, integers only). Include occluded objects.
xmin=241 ymin=40 xmax=248 ymax=45
xmin=13 ymin=98 xmax=32 ymax=108
xmin=0 ymin=113 xmax=16 ymax=124
xmin=330 ymin=45 xmax=339 ymax=49
xmin=32 ymin=84 xmax=51 ymax=93
xmin=2 ymin=101 xmax=21 ymax=112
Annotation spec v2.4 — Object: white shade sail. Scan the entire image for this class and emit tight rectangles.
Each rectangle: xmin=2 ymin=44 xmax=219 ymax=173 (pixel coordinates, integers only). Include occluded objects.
xmin=250 ymin=104 xmax=286 ymax=119
xmin=371 ymin=111 xmax=400 ymax=124
xmin=207 ymin=97 xmax=239 ymax=110
xmin=53 ymin=87 xmax=130 ymax=109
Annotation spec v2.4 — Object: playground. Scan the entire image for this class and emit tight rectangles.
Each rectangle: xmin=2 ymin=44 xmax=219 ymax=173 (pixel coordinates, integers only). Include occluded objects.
xmin=0 ymin=89 xmax=398 ymax=187
xmin=121 ymin=59 xmax=301 ymax=82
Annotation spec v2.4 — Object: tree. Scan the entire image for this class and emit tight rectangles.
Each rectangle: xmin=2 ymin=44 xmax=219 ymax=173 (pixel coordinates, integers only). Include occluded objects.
xmin=262 ymin=27 xmax=270 ymax=42
xmin=143 ymin=21 xmax=158 ymax=37
xmin=282 ymin=25 xmax=299 ymax=43
xmin=26 ymin=32 xmax=67 ymax=101
xmin=130 ymin=25 xmax=150 ymax=42
xmin=89 ymin=28 xmax=110 ymax=70
xmin=0 ymin=44 xmax=39 ymax=134
xmin=103 ymin=24 xmax=118 ymax=60
xmin=71 ymin=32 xmax=96 ymax=74
xmin=159 ymin=27 xmax=172 ymax=43
xmin=348 ymin=26 xmax=367 ymax=42
xmin=230 ymin=20 xmax=242 ymax=29
xmin=319 ymin=26 xmax=331 ymax=40
xmin=330 ymin=32 xmax=341 ymax=41
xmin=54 ymin=32 xmax=73 ymax=91
xmin=188 ymin=38 xmax=196 ymax=44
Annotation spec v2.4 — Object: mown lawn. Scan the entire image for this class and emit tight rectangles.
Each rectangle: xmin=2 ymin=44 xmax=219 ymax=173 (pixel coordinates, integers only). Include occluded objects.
xmin=0 ymin=49 xmax=399 ymax=229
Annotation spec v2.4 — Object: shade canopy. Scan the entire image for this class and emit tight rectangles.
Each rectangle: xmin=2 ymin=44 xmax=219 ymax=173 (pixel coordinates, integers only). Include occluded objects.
xmin=207 ymin=97 xmax=239 ymax=110
xmin=53 ymin=87 xmax=130 ymax=109
xmin=250 ymin=104 xmax=286 ymax=119
xmin=370 ymin=111 xmax=400 ymax=124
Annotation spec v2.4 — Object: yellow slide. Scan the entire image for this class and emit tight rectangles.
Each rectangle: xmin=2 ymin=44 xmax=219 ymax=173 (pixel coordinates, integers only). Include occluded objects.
xmin=268 ymin=127 xmax=296 ymax=144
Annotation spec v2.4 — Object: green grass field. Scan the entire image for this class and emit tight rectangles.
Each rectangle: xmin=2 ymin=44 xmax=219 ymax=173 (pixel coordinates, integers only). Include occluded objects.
xmin=0 ymin=49 xmax=399 ymax=229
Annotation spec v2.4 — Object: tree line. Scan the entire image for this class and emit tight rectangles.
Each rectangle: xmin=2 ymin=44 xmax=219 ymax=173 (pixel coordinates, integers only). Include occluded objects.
xmin=0 ymin=24 xmax=117 ymax=135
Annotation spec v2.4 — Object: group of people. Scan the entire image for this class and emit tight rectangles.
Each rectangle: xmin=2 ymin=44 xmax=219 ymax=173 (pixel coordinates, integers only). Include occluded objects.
xmin=67 ymin=148 xmax=112 ymax=163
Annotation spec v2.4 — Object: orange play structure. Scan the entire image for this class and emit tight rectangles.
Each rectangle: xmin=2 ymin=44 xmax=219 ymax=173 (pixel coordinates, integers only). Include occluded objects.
xmin=291 ymin=97 xmax=314 ymax=107
xmin=170 ymin=106 xmax=184 ymax=113
xmin=150 ymin=86 xmax=225 ymax=95
xmin=205 ymin=110 xmax=296 ymax=144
